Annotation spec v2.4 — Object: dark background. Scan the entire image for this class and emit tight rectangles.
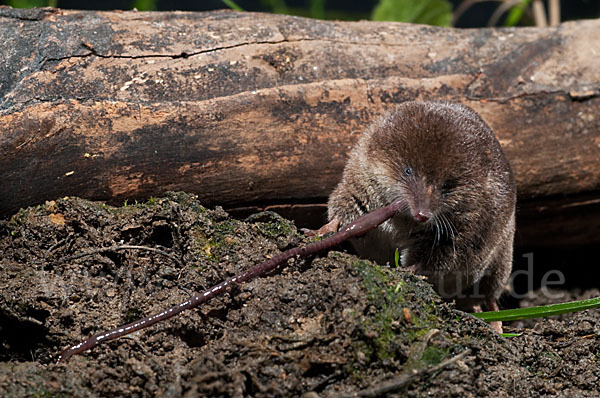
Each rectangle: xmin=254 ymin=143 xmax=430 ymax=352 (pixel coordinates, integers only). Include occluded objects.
xmin=3 ymin=0 xmax=600 ymax=28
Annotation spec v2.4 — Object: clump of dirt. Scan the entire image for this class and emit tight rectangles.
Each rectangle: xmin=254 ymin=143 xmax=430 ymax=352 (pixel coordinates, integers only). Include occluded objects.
xmin=0 ymin=193 xmax=598 ymax=397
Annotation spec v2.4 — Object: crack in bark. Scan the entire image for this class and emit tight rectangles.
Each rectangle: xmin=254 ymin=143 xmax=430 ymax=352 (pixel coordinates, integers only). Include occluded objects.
xmin=467 ymin=89 xmax=577 ymax=104
xmin=42 ymin=35 xmax=421 ymax=65
xmin=44 ymin=38 xmax=301 ymax=64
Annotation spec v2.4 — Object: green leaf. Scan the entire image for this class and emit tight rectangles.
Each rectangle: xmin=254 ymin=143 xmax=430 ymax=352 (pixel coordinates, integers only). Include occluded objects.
xmin=372 ymin=0 xmax=452 ymax=27
xmin=501 ymin=332 xmax=523 ymax=338
xmin=505 ymin=0 xmax=532 ymax=26
xmin=472 ymin=297 xmax=600 ymax=322
xmin=132 ymin=0 xmax=156 ymax=11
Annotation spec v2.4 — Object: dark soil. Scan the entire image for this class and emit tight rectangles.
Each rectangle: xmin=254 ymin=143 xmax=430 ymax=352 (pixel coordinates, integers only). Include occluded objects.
xmin=0 ymin=193 xmax=598 ymax=397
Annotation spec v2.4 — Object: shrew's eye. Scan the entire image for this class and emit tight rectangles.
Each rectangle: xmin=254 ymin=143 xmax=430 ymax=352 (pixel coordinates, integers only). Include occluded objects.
xmin=403 ymin=167 xmax=413 ymax=176
xmin=441 ymin=179 xmax=457 ymax=196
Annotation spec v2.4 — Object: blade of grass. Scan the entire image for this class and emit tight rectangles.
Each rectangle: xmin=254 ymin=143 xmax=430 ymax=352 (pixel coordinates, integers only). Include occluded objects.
xmin=262 ymin=0 xmax=288 ymax=14
xmin=472 ymin=296 xmax=600 ymax=322
xmin=222 ymin=0 xmax=244 ymax=11
xmin=309 ymin=0 xmax=326 ymax=19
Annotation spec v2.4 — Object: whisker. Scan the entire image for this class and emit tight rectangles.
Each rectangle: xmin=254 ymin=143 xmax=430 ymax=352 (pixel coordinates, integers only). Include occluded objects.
xmin=427 ymin=217 xmax=440 ymax=266
xmin=443 ymin=213 xmax=457 ymax=256
xmin=440 ymin=215 xmax=449 ymax=240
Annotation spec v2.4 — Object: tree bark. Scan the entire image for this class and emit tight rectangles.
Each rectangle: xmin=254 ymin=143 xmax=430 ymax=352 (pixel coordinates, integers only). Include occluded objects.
xmin=0 ymin=7 xmax=599 ymax=246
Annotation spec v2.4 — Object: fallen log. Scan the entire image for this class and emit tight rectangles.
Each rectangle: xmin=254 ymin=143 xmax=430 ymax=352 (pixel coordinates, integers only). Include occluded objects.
xmin=0 ymin=7 xmax=599 ymax=247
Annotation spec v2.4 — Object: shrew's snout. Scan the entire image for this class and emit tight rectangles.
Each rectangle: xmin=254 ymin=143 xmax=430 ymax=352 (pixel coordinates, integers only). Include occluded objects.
xmin=413 ymin=211 xmax=430 ymax=223
xmin=409 ymin=179 xmax=434 ymax=223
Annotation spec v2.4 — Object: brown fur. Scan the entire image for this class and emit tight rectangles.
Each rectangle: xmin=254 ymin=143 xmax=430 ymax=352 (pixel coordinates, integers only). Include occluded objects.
xmin=328 ymin=101 xmax=516 ymax=311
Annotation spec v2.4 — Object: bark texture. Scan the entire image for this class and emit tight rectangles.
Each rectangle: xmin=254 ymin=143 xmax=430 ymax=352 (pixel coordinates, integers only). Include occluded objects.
xmin=0 ymin=7 xmax=599 ymax=246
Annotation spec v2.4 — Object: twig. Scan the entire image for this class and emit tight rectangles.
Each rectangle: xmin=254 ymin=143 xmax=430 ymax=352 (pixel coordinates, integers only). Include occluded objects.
xmin=548 ymin=0 xmax=560 ymax=26
xmin=47 ymin=237 xmax=68 ymax=253
xmin=344 ymin=348 xmax=471 ymax=397
xmin=61 ymin=244 xmax=183 ymax=269
xmin=487 ymin=0 xmax=521 ymax=27
xmin=532 ymin=0 xmax=547 ymax=27
xmin=56 ymin=198 xmax=408 ymax=362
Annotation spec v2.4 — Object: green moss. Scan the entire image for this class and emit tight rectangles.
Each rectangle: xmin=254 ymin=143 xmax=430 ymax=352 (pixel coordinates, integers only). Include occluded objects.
xmin=352 ymin=259 xmax=408 ymax=360
xmin=421 ymin=345 xmax=450 ymax=366
xmin=401 ymin=342 xmax=453 ymax=375
xmin=213 ymin=220 xmax=239 ymax=237
xmin=255 ymin=219 xmax=296 ymax=240
xmin=246 ymin=211 xmax=298 ymax=241
xmin=350 ymin=259 xmax=449 ymax=368
xmin=191 ymin=228 xmax=221 ymax=262
xmin=190 ymin=218 xmax=243 ymax=263
xmin=99 ymin=193 xmax=206 ymax=216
